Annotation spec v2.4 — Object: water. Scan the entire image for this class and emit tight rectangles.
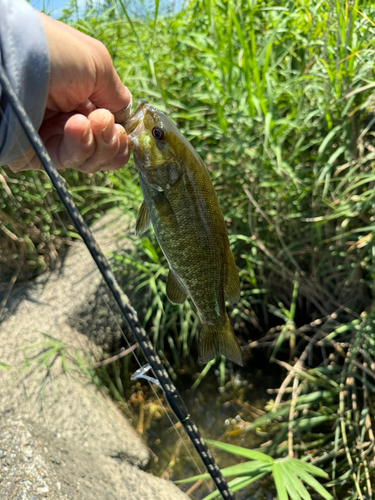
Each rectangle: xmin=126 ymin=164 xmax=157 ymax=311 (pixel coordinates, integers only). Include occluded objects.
xmin=132 ymin=357 xmax=282 ymax=499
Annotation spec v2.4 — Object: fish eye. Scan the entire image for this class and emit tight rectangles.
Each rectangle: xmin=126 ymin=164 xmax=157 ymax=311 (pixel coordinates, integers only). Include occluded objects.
xmin=152 ymin=127 xmax=164 ymax=140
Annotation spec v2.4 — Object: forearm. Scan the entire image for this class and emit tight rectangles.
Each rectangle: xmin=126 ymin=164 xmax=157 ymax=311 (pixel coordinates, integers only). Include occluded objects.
xmin=0 ymin=0 xmax=50 ymax=164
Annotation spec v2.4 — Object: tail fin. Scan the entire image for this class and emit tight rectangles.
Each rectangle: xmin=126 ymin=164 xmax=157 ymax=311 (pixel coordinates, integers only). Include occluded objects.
xmin=198 ymin=320 xmax=243 ymax=366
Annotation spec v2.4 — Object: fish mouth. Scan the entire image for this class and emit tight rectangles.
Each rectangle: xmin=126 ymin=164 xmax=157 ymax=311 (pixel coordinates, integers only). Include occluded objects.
xmin=124 ymin=99 xmax=149 ymax=138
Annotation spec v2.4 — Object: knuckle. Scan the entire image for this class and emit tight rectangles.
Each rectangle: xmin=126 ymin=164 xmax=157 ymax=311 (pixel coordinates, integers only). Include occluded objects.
xmin=94 ymin=39 xmax=108 ymax=55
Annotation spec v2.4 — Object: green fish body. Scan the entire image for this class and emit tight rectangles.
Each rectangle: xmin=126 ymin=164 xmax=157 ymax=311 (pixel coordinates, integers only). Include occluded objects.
xmin=124 ymin=100 xmax=242 ymax=366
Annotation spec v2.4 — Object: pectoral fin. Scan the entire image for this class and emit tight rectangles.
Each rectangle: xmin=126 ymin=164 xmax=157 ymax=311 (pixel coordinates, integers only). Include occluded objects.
xmin=135 ymin=201 xmax=151 ymax=236
xmin=198 ymin=319 xmax=243 ymax=366
xmin=166 ymin=270 xmax=188 ymax=304
xmin=225 ymin=249 xmax=241 ymax=303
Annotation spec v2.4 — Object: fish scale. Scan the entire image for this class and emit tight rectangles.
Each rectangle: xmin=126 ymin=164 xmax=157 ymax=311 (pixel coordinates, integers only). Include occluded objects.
xmin=140 ymin=175 xmax=224 ymax=323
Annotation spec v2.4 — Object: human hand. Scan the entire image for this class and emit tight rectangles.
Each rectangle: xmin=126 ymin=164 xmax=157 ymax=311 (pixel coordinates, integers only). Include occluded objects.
xmin=9 ymin=13 xmax=131 ymax=173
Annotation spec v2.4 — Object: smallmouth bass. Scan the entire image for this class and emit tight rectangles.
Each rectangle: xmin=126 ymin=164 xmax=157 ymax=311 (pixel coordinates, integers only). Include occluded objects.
xmin=123 ymin=100 xmax=242 ymax=366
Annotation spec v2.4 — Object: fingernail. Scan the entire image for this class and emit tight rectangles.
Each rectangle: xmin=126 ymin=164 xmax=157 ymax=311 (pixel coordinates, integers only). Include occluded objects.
xmin=82 ymin=124 xmax=93 ymax=144
xmin=102 ymin=115 xmax=115 ymax=143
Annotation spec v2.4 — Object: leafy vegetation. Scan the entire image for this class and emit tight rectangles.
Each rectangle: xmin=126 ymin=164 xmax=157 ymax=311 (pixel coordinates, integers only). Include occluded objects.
xmin=176 ymin=440 xmax=332 ymax=500
xmin=2 ymin=0 xmax=375 ymax=497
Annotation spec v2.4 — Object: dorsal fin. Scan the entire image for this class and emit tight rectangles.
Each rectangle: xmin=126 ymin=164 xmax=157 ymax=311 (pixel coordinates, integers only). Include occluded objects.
xmin=135 ymin=201 xmax=151 ymax=236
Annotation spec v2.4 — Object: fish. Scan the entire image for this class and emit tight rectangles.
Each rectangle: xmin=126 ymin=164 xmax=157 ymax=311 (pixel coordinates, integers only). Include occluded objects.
xmin=123 ymin=99 xmax=243 ymax=366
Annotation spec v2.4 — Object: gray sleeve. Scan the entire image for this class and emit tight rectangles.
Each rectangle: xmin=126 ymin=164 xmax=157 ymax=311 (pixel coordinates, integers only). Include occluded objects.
xmin=0 ymin=0 xmax=50 ymax=165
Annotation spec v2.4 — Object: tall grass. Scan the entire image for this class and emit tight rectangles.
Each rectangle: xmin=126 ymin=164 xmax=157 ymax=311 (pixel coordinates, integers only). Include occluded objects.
xmin=0 ymin=164 xmax=140 ymax=281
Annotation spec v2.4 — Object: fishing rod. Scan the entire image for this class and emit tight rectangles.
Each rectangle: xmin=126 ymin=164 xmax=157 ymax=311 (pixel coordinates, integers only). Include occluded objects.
xmin=0 ymin=64 xmax=235 ymax=500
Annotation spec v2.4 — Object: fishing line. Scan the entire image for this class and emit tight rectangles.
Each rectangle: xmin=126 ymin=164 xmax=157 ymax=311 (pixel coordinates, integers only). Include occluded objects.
xmin=48 ymin=195 xmax=211 ymax=485
xmin=0 ymin=64 xmax=235 ymax=500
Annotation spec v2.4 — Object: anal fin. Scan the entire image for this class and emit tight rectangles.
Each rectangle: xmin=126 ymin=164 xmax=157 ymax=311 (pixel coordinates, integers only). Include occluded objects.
xmin=166 ymin=269 xmax=188 ymax=305
xmin=135 ymin=201 xmax=151 ymax=236
xmin=198 ymin=319 xmax=243 ymax=366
